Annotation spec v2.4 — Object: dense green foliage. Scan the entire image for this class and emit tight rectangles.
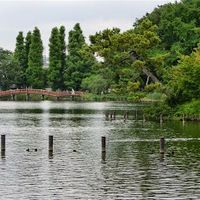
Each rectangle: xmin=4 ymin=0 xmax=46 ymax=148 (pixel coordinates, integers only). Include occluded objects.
xmin=26 ymin=27 xmax=44 ymax=88
xmin=14 ymin=32 xmax=26 ymax=88
xmin=0 ymin=0 xmax=199 ymax=120
xmin=0 ymin=48 xmax=21 ymax=90
xmin=88 ymin=19 xmax=162 ymax=95
xmin=64 ymin=23 xmax=96 ymax=90
xmin=59 ymin=26 xmax=67 ymax=90
xmin=48 ymin=26 xmax=66 ymax=90
xmin=176 ymin=99 xmax=200 ymax=120
xmin=167 ymin=46 xmax=200 ymax=105
xmin=24 ymin=31 xmax=32 ymax=74
xmin=48 ymin=27 xmax=62 ymax=90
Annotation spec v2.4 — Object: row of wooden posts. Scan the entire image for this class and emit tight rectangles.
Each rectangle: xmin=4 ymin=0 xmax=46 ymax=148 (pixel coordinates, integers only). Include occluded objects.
xmin=0 ymin=135 xmax=54 ymax=158
xmin=0 ymin=135 xmax=165 ymax=159
xmin=105 ymin=111 xmax=164 ymax=124
xmin=105 ymin=111 xmax=128 ymax=121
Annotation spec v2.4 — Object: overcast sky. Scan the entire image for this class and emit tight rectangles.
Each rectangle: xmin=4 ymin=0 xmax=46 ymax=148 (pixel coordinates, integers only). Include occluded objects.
xmin=0 ymin=0 xmax=179 ymax=53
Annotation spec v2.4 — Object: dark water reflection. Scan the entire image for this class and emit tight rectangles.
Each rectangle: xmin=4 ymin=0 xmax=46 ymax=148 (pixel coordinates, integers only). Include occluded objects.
xmin=0 ymin=101 xmax=199 ymax=199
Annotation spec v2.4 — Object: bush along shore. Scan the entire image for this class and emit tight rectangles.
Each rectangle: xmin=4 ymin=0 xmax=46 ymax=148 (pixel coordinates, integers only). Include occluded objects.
xmin=78 ymin=92 xmax=200 ymax=122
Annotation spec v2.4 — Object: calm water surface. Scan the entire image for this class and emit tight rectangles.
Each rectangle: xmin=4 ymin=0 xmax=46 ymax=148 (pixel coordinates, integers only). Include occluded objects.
xmin=0 ymin=101 xmax=199 ymax=200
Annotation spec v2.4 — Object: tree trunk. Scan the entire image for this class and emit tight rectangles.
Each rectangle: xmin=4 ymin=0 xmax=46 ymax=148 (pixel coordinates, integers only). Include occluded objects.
xmin=145 ymin=76 xmax=150 ymax=85
xmin=142 ymin=67 xmax=160 ymax=83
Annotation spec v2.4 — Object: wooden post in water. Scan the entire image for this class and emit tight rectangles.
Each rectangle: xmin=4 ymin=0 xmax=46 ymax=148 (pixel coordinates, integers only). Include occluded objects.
xmin=105 ymin=112 xmax=109 ymax=120
xmin=49 ymin=135 xmax=53 ymax=152
xmin=101 ymin=136 xmax=106 ymax=162
xmin=1 ymin=135 xmax=5 ymax=158
xmin=110 ymin=113 xmax=113 ymax=121
xmin=113 ymin=111 xmax=116 ymax=120
xmin=101 ymin=136 xmax=106 ymax=152
xmin=124 ymin=111 xmax=128 ymax=122
xmin=101 ymin=151 xmax=106 ymax=162
xmin=160 ymin=137 xmax=165 ymax=154
xmin=1 ymin=134 xmax=5 ymax=151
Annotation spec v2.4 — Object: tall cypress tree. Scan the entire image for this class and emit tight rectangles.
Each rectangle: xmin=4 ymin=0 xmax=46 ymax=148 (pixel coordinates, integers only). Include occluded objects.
xmin=25 ymin=31 xmax=32 ymax=69
xmin=48 ymin=27 xmax=61 ymax=90
xmin=14 ymin=31 xmax=26 ymax=88
xmin=68 ymin=23 xmax=85 ymax=55
xmin=26 ymin=27 xmax=44 ymax=88
xmin=59 ymin=26 xmax=66 ymax=90
xmin=64 ymin=23 xmax=89 ymax=90
xmin=24 ymin=31 xmax=32 ymax=87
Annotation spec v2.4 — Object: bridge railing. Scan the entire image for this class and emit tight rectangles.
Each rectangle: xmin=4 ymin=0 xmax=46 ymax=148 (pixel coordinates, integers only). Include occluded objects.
xmin=0 ymin=89 xmax=84 ymax=97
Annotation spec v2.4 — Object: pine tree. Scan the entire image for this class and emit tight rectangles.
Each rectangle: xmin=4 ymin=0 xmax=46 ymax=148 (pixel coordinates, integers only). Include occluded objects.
xmin=26 ymin=27 xmax=44 ymax=88
xmin=0 ymin=48 xmax=22 ymax=90
xmin=48 ymin=27 xmax=62 ymax=90
xmin=14 ymin=31 xmax=26 ymax=88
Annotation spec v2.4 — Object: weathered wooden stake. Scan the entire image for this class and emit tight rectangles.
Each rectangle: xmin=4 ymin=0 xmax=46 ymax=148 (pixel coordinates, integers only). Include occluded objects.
xmin=105 ymin=112 xmax=109 ymax=120
xmin=160 ymin=137 xmax=165 ymax=154
xmin=101 ymin=151 xmax=106 ymax=162
xmin=101 ymin=136 xmax=106 ymax=152
xmin=1 ymin=134 xmax=5 ymax=159
xmin=49 ymin=150 xmax=53 ymax=159
xmin=49 ymin=135 xmax=53 ymax=152
xmin=1 ymin=135 xmax=5 ymax=152
xmin=113 ymin=111 xmax=116 ymax=120
xmin=110 ymin=113 xmax=113 ymax=120
xmin=124 ymin=111 xmax=128 ymax=121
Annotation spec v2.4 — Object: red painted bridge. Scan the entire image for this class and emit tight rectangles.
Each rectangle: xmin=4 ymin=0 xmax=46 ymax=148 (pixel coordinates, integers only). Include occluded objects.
xmin=0 ymin=89 xmax=83 ymax=98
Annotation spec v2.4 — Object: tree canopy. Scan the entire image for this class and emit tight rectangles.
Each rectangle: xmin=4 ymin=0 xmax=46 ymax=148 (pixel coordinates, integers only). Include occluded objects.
xmin=0 ymin=48 xmax=21 ymax=90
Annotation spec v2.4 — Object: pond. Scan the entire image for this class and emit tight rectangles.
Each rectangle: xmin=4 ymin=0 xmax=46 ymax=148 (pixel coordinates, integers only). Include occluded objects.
xmin=0 ymin=101 xmax=199 ymax=199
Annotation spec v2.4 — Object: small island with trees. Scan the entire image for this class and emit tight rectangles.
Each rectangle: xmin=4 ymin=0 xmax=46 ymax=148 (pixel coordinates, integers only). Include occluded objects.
xmin=0 ymin=0 xmax=199 ymax=121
